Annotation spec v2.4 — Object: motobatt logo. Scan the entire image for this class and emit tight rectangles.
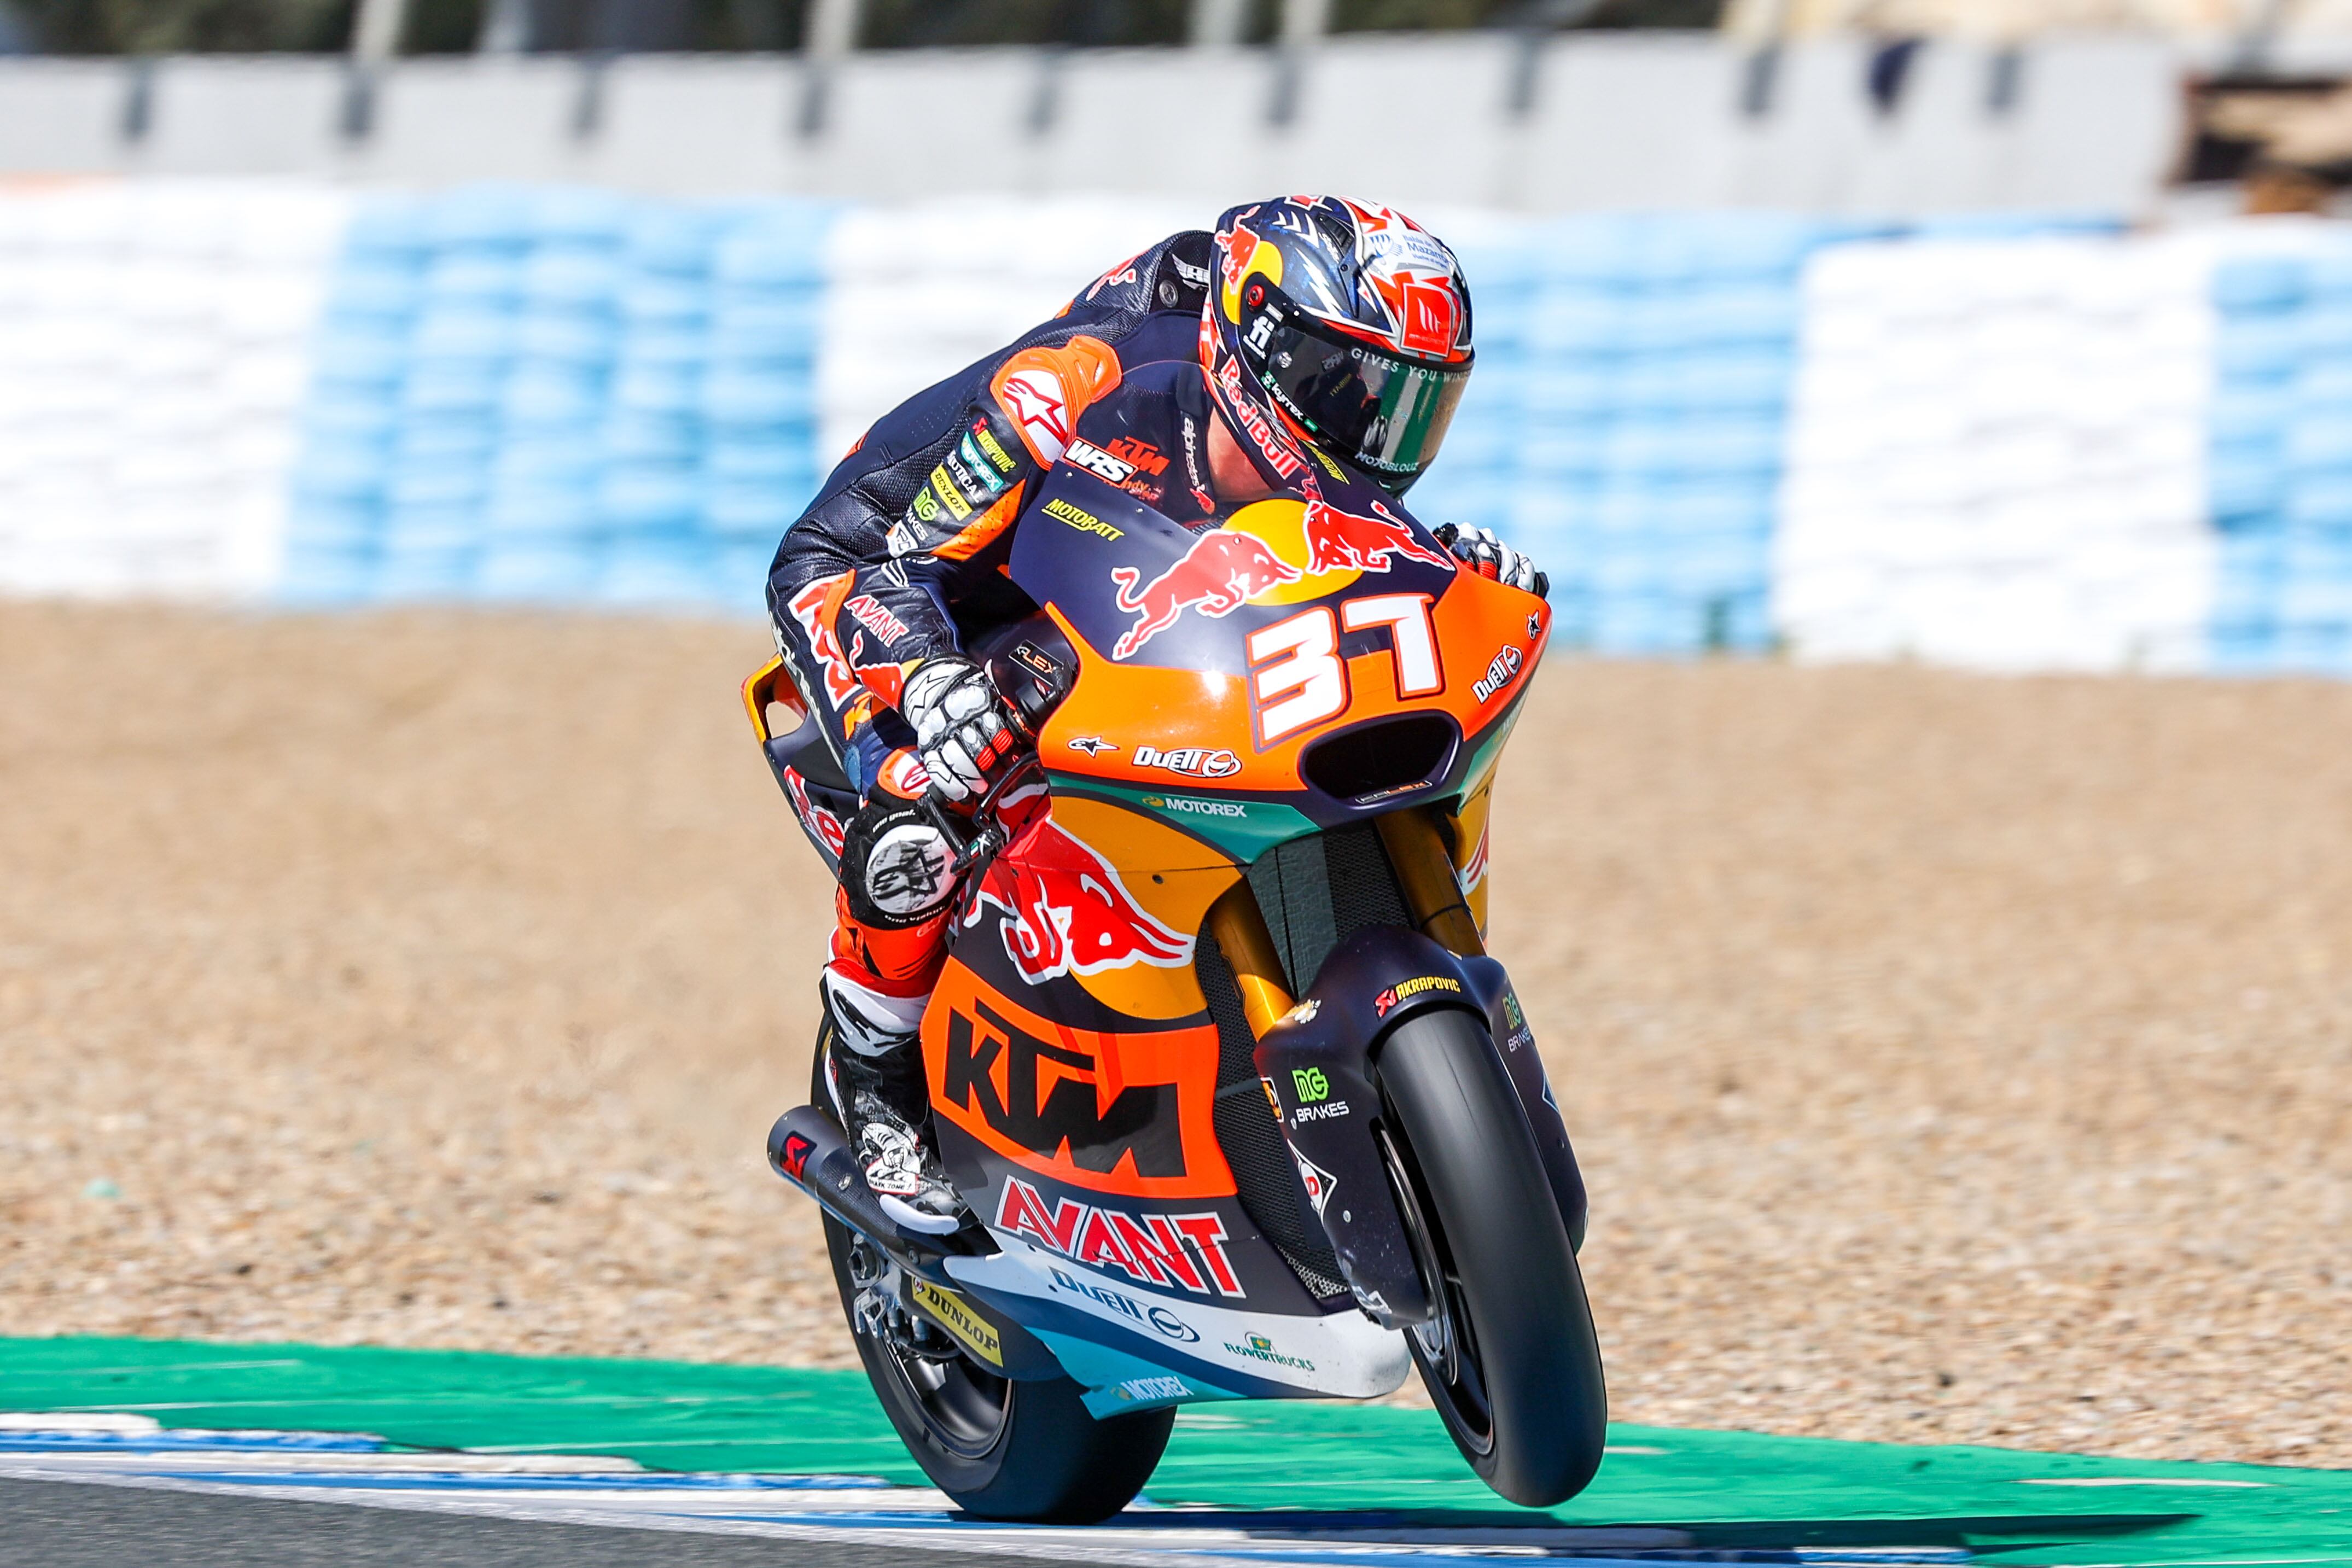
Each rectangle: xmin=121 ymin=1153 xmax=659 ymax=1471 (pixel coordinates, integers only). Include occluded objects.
xmin=968 ymin=814 xmax=1193 ymax=982
xmin=1373 ymin=974 xmax=1462 ymax=1016
xmin=1472 ymin=645 xmax=1524 ymax=703
xmin=1063 ymin=439 xmax=1136 ymax=485
xmin=995 ymin=1176 xmax=1244 ymax=1297
xmin=1223 ymin=1332 xmax=1314 ymax=1372
xmin=1109 ymin=529 xmax=1303 ymax=660
xmin=1142 ymin=795 xmax=1247 ymax=819
xmin=909 ymin=1279 xmax=1003 ymax=1367
xmin=1049 ymin=1267 xmax=1201 ymax=1341
xmin=1299 ymin=478 xmax=1453 ymax=576
xmin=1044 ymin=497 xmax=1123 ymax=540
xmin=945 ymin=999 xmax=1185 ymax=1179
xmin=1133 ymin=745 xmax=1240 ymax=778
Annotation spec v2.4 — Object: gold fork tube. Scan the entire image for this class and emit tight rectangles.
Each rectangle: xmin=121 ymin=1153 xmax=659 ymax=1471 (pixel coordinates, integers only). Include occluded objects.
xmin=1375 ymin=807 xmax=1487 ymax=958
xmin=1204 ymin=879 xmax=1295 ymax=1040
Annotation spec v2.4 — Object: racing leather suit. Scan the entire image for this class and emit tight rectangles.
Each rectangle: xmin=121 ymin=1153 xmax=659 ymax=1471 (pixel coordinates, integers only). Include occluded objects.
xmin=767 ymin=230 xmax=1237 ymax=1047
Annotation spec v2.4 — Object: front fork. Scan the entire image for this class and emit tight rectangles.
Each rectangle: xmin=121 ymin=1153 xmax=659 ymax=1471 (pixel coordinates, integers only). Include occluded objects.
xmin=1203 ymin=808 xmax=1588 ymax=1327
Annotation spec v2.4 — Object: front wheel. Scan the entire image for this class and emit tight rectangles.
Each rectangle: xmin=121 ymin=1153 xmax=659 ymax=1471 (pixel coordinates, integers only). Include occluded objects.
xmin=1376 ymin=1007 xmax=1608 ymax=1507
xmin=811 ymin=1052 xmax=1171 ymax=1522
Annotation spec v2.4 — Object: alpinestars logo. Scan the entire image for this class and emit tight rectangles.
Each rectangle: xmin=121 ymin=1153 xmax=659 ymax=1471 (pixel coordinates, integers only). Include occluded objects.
xmin=995 ymin=1175 xmax=1244 ymax=1297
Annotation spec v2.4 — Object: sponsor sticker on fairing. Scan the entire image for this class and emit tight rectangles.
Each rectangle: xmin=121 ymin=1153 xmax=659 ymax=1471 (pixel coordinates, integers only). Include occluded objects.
xmin=1043 ymin=497 xmax=1123 ymax=540
xmin=1472 ymin=644 xmax=1524 ymax=703
xmin=1223 ymin=1332 xmax=1314 ymax=1372
xmin=994 ymin=1176 xmax=1244 ymax=1298
xmin=1115 ymin=1375 xmax=1192 ymax=1403
xmin=1047 ymin=1268 xmax=1200 ymax=1341
xmin=909 ymin=1279 xmax=1004 ymax=1367
xmin=1132 ymin=744 xmax=1240 ymax=778
xmin=1372 ymin=974 xmax=1462 ymax=1017
xmin=1142 ymin=795 xmax=1247 ymax=819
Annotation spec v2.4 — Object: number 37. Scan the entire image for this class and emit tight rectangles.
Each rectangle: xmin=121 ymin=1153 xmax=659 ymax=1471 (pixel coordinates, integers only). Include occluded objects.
xmin=1245 ymin=594 xmax=1440 ymax=748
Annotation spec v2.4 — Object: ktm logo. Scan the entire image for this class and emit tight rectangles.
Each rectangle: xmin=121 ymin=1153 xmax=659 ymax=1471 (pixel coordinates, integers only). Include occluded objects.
xmin=944 ymin=1000 xmax=1186 ymax=1179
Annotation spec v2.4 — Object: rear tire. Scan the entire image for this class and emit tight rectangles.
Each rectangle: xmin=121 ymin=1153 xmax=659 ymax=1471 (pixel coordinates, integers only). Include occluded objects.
xmin=1376 ymin=1007 xmax=1608 ymax=1507
xmin=811 ymin=1050 xmax=1172 ymax=1522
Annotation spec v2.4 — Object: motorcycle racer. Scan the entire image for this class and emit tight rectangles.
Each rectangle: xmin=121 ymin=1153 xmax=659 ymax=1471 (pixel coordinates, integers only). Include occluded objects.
xmin=767 ymin=196 xmax=1540 ymax=1235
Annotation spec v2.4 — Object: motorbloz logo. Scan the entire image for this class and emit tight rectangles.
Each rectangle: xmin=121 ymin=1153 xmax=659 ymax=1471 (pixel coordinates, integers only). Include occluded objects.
xmin=1222 ymin=1331 xmax=1315 ymax=1372
xmin=1373 ymin=974 xmax=1463 ymax=1017
xmin=1049 ymin=1267 xmax=1201 ymax=1342
xmin=1133 ymin=744 xmax=1241 ymax=779
xmin=995 ymin=1175 xmax=1244 ymax=1298
xmin=1142 ymin=795 xmax=1248 ymax=819
xmin=1472 ymin=644 xmax=1524 ymax=703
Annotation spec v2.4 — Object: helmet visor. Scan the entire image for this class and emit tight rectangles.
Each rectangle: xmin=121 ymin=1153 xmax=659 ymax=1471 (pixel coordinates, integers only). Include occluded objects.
xmin=1244 ymin=291 xmax=1471 ymax=493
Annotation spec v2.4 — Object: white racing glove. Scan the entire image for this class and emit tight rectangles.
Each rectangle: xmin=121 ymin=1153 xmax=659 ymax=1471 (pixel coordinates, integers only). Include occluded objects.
xmin=901 ymin=656 xmax=1029 ymax=803
xmin=1436 ymin=524 xmax=1545 ymax=597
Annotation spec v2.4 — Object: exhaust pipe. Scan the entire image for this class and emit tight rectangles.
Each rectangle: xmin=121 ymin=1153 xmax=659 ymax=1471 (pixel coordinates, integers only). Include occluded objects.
xmin=766 ymin=1106 xmax=934 ymax=1256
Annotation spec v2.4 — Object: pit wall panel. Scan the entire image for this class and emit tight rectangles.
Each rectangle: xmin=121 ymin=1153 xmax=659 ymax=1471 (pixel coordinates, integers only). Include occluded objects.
xmin=11 ymin=179 xmax=2352 ymax=678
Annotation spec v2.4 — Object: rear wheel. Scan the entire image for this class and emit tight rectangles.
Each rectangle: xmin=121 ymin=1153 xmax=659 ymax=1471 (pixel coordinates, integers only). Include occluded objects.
xmin=1375 ymin=1007 xmax=1607 ymax=1506
xmin=811 ymin=1053 xmax=1172 ymax=1522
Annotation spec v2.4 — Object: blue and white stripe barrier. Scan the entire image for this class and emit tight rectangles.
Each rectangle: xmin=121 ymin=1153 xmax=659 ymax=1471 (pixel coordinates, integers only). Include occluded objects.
xmin=8 ymin=180 xmax=2352 ymax=677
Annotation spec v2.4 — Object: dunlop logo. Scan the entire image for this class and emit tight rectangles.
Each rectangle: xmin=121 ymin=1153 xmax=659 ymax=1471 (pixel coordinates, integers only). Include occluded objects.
xmin=909 ymin=1279 xmax=1003 ymax=1367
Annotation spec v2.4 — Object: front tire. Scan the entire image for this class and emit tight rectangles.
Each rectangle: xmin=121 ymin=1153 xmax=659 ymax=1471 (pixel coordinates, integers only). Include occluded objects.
xmin=811 ymin=1052 xmax=1171 ymax=1522
xmin=1376 ymin=1007 xmax=1608 ymax=1506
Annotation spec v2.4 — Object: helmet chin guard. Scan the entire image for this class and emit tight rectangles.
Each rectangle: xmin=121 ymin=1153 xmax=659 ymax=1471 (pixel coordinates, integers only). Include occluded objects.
xmin=1203 ymin=196 xmax=1474 ymax=497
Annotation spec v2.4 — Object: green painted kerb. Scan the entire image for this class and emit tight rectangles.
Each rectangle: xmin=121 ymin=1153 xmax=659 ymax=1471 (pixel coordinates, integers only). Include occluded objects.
xmin=4 ymin=1337 xmax=2348 ymax=1565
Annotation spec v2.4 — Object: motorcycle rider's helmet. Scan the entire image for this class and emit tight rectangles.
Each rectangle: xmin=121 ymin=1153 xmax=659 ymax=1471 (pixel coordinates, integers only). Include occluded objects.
xmin=1203 ymin=196 xmax=1474 ymax=497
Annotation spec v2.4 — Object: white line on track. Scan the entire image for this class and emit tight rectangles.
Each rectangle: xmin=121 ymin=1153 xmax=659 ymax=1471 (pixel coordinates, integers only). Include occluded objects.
xmin=1 ymin=1414 xmax=1972 ymax=1568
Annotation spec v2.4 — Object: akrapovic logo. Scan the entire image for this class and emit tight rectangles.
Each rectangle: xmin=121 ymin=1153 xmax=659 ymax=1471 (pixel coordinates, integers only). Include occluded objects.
xmin=1373 ymin=974 xmax=1462 ymax=1017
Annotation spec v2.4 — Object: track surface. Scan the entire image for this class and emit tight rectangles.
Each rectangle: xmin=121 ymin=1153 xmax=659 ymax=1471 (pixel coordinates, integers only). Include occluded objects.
xmin=2 ymin=1477 xmax=1078 ymax=1568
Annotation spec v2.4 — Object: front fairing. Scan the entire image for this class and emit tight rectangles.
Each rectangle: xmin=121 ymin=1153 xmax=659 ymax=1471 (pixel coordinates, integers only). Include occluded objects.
xmin=1007 ymin=456 xmax=1548 ymax=866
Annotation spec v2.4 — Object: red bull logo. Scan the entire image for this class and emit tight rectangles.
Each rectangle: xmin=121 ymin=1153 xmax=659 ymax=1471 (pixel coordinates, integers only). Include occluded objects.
xmin=969 ymin=810 xmax=1194 ymax=982
xmin=1299 ymin=481 xmax=1454 ymax=576
xmin=1109 ymin=528 xmax=1305 ymax=660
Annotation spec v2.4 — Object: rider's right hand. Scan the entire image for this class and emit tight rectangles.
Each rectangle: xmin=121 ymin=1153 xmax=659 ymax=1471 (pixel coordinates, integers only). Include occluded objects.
xmin=901 ymin=656 xmax=1031 ymax=803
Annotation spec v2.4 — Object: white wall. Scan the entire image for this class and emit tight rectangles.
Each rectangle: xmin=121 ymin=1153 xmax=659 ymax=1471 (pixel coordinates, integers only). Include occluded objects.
xmin=0 ymin=34 xmax=2184 ymax=217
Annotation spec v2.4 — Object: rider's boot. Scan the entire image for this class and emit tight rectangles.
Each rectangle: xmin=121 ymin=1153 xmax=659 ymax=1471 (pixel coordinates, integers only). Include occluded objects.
xmin=819 ymin=968 xmax=965 ymax=1236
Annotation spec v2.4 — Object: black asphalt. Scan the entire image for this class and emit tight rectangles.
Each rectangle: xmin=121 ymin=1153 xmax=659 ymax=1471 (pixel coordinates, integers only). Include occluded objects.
xmin=0 ymin=1478 xmax=1102 ymax=1568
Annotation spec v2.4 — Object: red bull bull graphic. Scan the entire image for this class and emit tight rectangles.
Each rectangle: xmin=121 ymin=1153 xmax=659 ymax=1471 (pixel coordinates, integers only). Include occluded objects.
xmin=1299 ymin=480 xmax=1454 ymax=576
xmin=1109 ymin=528 xmax=1305 ymax=660
xmin=967 ymin=806 xmax=1194 ymax=982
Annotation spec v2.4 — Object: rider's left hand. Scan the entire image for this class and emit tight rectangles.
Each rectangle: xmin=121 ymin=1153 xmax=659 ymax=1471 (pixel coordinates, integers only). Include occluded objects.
xmin=1437 ymin=524 xmax=1544 ymax=596
xmin=902 ymin=656 xmax=1031 ymax=803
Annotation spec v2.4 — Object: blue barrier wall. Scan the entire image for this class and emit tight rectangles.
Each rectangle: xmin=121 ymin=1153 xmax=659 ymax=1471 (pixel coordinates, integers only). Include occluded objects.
xmin=284 ymin=187 xmax=836 ymax=618
xmin=2210 ymin=250 xmax=2352 ymax=677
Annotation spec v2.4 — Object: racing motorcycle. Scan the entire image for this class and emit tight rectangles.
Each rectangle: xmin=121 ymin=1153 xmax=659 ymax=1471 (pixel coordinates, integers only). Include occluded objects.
xmin=746 ymin=445 xmax=1604 ymax=1524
